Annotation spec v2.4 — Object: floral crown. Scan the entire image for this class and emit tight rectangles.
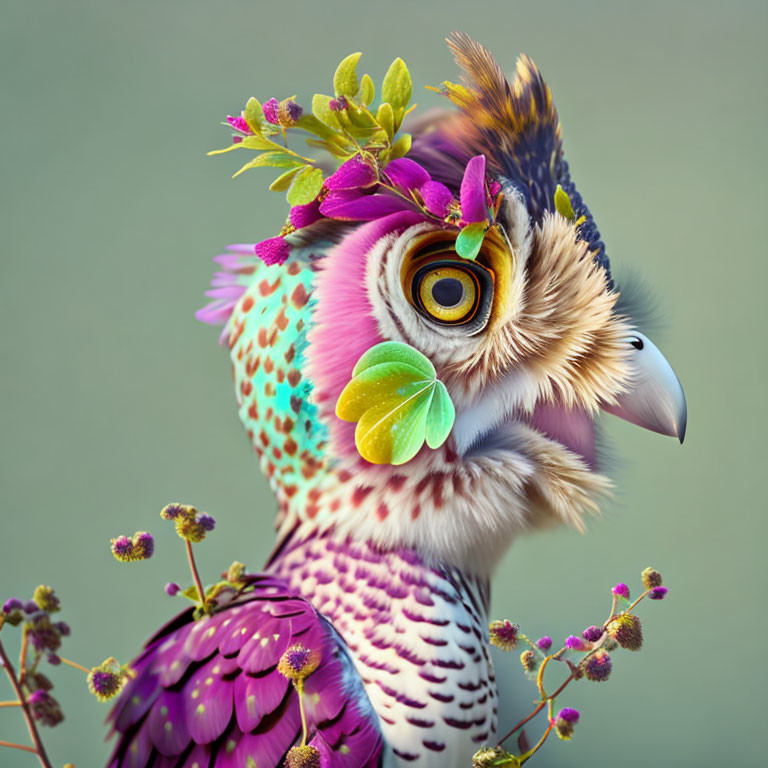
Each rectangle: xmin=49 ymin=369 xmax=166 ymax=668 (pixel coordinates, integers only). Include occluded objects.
xmin=210 ymin=52 xmax=511 ymax=266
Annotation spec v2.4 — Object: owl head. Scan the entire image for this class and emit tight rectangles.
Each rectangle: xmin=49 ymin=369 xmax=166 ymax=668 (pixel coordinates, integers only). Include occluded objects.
xmin=199 ymin=34 xmax=686 ymax=574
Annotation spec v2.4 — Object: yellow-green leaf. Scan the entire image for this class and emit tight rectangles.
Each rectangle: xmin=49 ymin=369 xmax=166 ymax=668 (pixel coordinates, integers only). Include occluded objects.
xmin=376 ymin=102 xmax=395 ymax=141
xmin=287 ymin=166 xmax=324 ymax=206
xmin=455 ymin=221 xmax=487 ymax=260
xmin=311 ymin=94 xmax=339 ymax=129
xmin=336 ymin=341 xmax=455 ymax=465
xmin=554 ymin=184 xmax=576 ymax=220
xmin=207 ymin=134 xmax=281 ymax=156
xmin=390 ymin=133 xmax=412 ymax=160
xmin=269 ymin=166 xmax=303 ymax=192
xmin=359 ymin=73 xmax=375 ymax=106
xmin=382 ymin=57 xmax=412 ymax=111
xmin=334 ymin=52 xmax=362 ymax=98
xmin=244 ymin=97 xmax=263 ymax=134
xmin=232 ymin=151 xmax=304 ymax=178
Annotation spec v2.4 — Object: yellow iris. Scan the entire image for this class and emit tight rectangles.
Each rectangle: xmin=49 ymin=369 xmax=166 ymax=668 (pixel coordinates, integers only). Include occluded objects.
xmin=418 ymin=266 xmax=478 ymax=323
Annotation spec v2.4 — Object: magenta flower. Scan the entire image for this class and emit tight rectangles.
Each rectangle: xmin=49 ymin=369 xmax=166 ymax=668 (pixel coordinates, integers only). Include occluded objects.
xmin=649 ymin=586 xmax=668 ymax=600
xmin=536 ymin=635 xmax=553 ymax=651
xmin=262 ymin=98 xmax=280 ymax=125
xmin=255 ymin=236 xmax=291 ymax=266
xmin=612 ymin=582 xmax=630 ymax=599
xmin=226 ymin=114 xmax=251 ymax=135
xmin=289 ymin=199 xmax=323 ymax=229
xmin=420 ymin=180 xmax=456 ymax=217
xmin=324 ymin=156 xmax=377 ymax=190
xmin=565 ymin=635 xmax=587 ymax=651
xmin=582 ymin=625 xmax=604 ymax=642
xmin=459 ymin=154 xmax=488 ymax=224
xmin=384 ymin=158 xmax=431 ymax=191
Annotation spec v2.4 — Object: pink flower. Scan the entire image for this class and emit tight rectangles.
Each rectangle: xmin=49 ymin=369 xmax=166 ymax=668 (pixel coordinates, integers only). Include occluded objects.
xmin=255 ymin=236 xmax=290 ymax=266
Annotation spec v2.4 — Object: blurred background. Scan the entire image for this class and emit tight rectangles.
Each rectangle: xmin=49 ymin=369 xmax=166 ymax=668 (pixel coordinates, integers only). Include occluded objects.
xmin=1 ymin=1 xmax=765 ymax=765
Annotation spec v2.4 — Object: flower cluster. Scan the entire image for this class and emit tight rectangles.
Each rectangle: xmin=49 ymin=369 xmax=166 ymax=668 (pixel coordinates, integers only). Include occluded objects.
xmin=211 ymin=52 xmax=505 ymax=267
xmin=474 ymin=566 xmax=669 ymax=765
xmin=110 ymin=531 xmax=154 ymax=562
xmin=86 ymin=657 xmax=129 ymax=702
xmin=161 ymin=502 xmax=216 ymax=543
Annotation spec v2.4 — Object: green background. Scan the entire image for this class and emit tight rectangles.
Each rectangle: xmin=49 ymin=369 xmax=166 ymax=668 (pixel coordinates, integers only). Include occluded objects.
xmin=1 ymin=1 xmax=765 ymax=765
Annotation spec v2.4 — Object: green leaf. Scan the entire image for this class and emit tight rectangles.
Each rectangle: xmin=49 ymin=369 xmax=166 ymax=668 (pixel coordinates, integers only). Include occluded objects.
xmin=336 ymin=341 xmax=455 ymax=465
xmin=311 ymin=94 xmax=340 ymax=130
xmin=554 ymin=184 xmax=576 ymax=220
xmin=286 ymin=165 xmax=324 ymax=206
xmin=359 ymin=73 xmax=375 ymax=106
xmin=233 ymin=151 xmax=304 ymax=178
xmin=244 ymin=97 xmax=263 ymax=134
xmin=389 ymin=133 xmax=412 ymax=160
xmin=269 ymin=166 xmax=303 ymax=192
xmin=181 ymin=585 xmax=200 ymax=602
xmin=352 ymin=341 xmax=435 ymax=379
xmin=455 ymin=221 xmax=487 ymax=260
xmin=207 ymin=134 xmax=281 ymax=156
xmin=376 ymin=102 xmax=395 ymax=141
xmin=425 ymin=381 xmax=455 ymax=449
xmin=304 ymin=138 xmax=355 ymax=159
xmin=334 ymin=52 xmax=362 ymax=97
xmin=382 ymin=58 xmax=412 ymax=109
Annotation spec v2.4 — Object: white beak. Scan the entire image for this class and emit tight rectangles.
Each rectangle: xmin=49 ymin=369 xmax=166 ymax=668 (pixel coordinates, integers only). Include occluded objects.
xmin=602 ymin=332 xmax=687 ymax=443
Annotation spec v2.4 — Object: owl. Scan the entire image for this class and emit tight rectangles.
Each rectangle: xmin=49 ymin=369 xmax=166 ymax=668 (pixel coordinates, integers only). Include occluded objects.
xmin=107 ymin=33 xmax=685 ymax=768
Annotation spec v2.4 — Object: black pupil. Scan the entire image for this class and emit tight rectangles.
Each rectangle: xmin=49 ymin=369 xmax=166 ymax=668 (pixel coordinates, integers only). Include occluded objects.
xmin=431 ymin=277 xmax=464 ymax=307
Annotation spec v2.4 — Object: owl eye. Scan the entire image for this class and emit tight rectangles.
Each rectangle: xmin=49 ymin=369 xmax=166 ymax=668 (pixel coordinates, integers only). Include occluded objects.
xmin=410 ymin=259 xmax=494 ymax=329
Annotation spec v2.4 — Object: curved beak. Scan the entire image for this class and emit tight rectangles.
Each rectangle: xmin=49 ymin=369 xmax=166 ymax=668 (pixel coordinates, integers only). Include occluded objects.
xmin=602 ymin=332 xmax=687 ymax=443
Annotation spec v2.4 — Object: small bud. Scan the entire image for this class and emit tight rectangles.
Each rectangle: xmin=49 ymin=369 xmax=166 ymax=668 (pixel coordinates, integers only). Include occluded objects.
xmin=28 ymin=689 xmax=64 ymax=727
xmin=262 ymin=98 xmax=280 ymax=125
xmin=23 ymin=600 xmax=40 ymax=614
xmin=3 ymin=597 xmax=23 ymax=613
xmin=279 ymin=99 xmax=304 ymax=127
xmin=226 ymin=561 xmax=247 ymax=583
xmin=56 ymin=621 xmax=71 ymax=637
xmin=284 ymin=744 xmax=321 ymax=768
xmin=87 ymin=657 xmax=126 ymax=702
xmin=536 ymin=635 xmax=552 ymax=651
xmin=278 ymin=644 xmax=321 ymax=681
xmin=612 ymin=582 xmax=630 ymax=599
xmin=174 ymin=510 xmax=216 ymax=543
xmin=554 ymin=707 xmax=580 ymax=741
xmin=110 ymin=535 xmax=133 ymax=562
xmin=473 ymin=746 xmax=516 ymax=767
xmin=606 ymin=613 xmax=643 ymax=651
xmin=565 ymin=635 xmax=587 ymax=652
xmin=160 ymin=502 xmax=192 ymax=521
xmin=583 ymin=649 xmax=613 ymax=682
xmin=520 ymin=649 xmax=538 ymax=673
xmin=4 ymin=609 xmax=23 ymax=626
xmin=165 ymin=582 xmax=181 ymax=596
xmin=488 ymin=620 xmax=519 ymax=651
xmin=641 ymin=567 xmax=663 ymax=590
xmin=132 ymin=531 xmax=154 ymax=559
xmin=33 ymin=585 xmax=60 ymax=613
xmin=196 ymin=512 xmax=216 ymax=532
xmin=28 ymin=614 xmax=62 ymax=653
xmin=329 ymin=95 xmax=348 ymax=112
xmin=582 ymin=625 xmax=604 ymax=643
xmin=27 ymin=672 xmax=53 ymax=692
xmin=649 ymin=586 xmax=668 ymax=600
xmin=47 ymin=653 xmax=61 ymax=666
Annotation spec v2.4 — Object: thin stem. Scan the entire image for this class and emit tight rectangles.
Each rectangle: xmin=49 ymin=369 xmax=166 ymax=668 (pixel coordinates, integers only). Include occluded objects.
xmin=535 ymin=654 xmax=554 ymax=699
xmin=0 ymin=700 xmax=22 ymax=707
xmin=623 ymin=590 xmax=650 ymax=615
xmin=497 ymin=701 xmax=546 ymax=745
xmin=296 ymin=679 xmax=308 ymax=747
xmin=0 ymin=740 xmax=37 ymax=753
xmin=604 ymin=594 xmax=617 ymax=625
xmin=519 ymin=724 xmax=553 ymax=764
xmin=18 ymin=626 xmax=29 ymax=685
xmin=58 ymin=657 xmax=89 ymax=674
xmin=0 ymin=639 xmax=53 ymax=768
xmin=185 ymin=540 xmax=207 ymax=612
